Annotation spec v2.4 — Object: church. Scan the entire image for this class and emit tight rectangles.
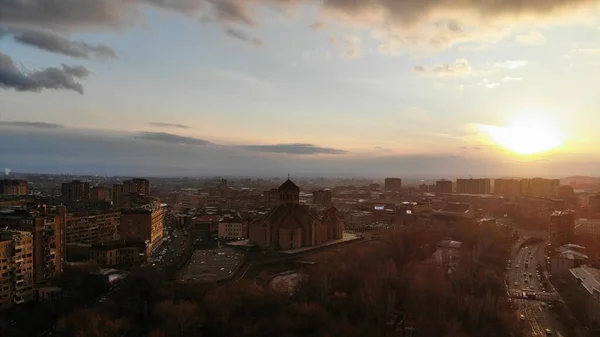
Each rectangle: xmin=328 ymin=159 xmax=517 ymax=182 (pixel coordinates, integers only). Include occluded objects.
xmin=249 ymin=179 xmax=344 ymax=249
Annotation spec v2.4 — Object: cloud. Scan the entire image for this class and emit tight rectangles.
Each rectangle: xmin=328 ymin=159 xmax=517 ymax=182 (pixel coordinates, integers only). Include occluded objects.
xmin=515 ymin=31 xmax=546 ymax=45
xmin=310 ymin=21 xmax=327 ymax=31
xmin=494 ymin=60 xmax=528 ymax=69
xmin=413 ymin=58 xmax=475 ymax=77
xmin=477 ymin=78 xmax=500 ymax=89
xmin=2 ymin=0 xmax=596 ymax=63
xmin=148 ymin=122 xmax=190 ymax=129
xmin=374 ymin=146 xmax=392 ymax=153
xmin=5 ymin=28 xmax=117 ymax=59
xmin=134 ymin=131 xmax=212 ymax=145
xmin=0 ymin=52 xmax=89 ymax=94
xmin=1 ymin=126 xmax=598 ymax=177
xmin=330 ymin=35 xmax=362 ymax=58
xmin=502 ymin=76 xmax=522 ymax=82
xmin=571 ymin=48 xmax=600 ymax=55
xmin=237 ymin=143 xmax=348 ymax=155
xmin=0 ymin=121 xmax=64 ymax=129
xmin=224 ymin=27 xmax=264 ymax=46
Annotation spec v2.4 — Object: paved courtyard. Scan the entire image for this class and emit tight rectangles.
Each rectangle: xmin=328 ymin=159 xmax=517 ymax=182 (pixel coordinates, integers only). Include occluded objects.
xmin=176 ymin=247 xmax=245 ymax=283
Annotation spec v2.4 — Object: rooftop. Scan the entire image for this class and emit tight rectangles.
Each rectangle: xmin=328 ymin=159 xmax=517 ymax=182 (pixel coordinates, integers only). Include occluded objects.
xmin=90 ymin=240 xmax=146 ymax=251
xmin=559 ymin=250 xmax=588 ymax=260
xmin=437 ymin=239 xmax=462 ymax=249
xmin=551 ymin=210 xmax=575 ymax=217
xmin=570 ymin=265 xmax=600 ymax=295
xmin=278 ymin=179 xmax=299 ymax=192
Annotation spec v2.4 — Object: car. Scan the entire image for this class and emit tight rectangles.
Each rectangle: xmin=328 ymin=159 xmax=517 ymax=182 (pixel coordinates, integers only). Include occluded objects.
xmin=524 ymin=279 xmax=528 ymax=283
xmin=523 ymin=273 xmax=527 ymax=277
xmin=545 ymin=328 xmax=552 ymax=335
xmin=514 ymin=282 xmax=519 ymax=286
xmin=541 ymin=302 xmax=546 ymax=308
xmin=516 ymin=264 xmax=520 ymax=268
xmin=519 ymin=314 xmax=526 ymax=321
xmin=529 ymin=273 xmax=533 ymax=278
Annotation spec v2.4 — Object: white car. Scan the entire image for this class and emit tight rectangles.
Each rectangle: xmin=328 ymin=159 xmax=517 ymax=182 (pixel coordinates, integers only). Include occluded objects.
xmin=545 ymin=328 xmax=552 ymax=335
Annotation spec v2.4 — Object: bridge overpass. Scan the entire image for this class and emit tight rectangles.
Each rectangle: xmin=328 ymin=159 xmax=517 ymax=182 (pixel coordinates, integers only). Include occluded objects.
xmin=508 ymin=290 xmax=560 ymax=302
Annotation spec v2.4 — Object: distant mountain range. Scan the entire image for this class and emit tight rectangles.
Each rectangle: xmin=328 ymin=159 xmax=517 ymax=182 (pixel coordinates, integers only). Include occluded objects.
xmin=560 ymin=176 xmax=600 ymax=186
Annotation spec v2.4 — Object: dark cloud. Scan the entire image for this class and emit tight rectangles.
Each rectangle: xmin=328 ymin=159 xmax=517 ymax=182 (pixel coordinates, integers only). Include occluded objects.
xmin=0 ymin=52 xmax=89 ymax=94
xmin=148 ymin=122 xmax=190 ymax=129
xmin=237 ymin=143 xmax=348 ymax=155
xmin=134 ymin=131 xmax=212 ymax=145
xmin=0 ymin=121 xmax=64 ymax=129
xmin=207 ymin=0 xmax=256 ymax=27
xmin=224 ymin=27 xmax=264 ymax=46
xmin=2 ymin=0 xmax=596 ymax=32
xmin=6 ymin=28 xmax=117 ymax=59
xmin=1 ymin=0 xmax=596 ymax=59
xmin=0 ymin=0 xmax=135 ymax=30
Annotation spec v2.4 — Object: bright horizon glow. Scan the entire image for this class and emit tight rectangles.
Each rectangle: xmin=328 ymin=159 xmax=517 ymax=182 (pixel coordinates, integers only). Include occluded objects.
xmin=480 ymin=115 xmax=567 ymax=155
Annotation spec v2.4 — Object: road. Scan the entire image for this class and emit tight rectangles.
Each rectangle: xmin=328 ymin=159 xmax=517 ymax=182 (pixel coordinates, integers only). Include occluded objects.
xmin=507 ymin=240 xmax=564 ymax=336
xmin=147 ymin=226 xmax=188 ymax=269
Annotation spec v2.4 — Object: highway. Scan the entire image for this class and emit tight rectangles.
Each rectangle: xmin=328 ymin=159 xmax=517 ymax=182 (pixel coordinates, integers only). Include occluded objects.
xmin=507 ymin=239 xmax=563 ymax=336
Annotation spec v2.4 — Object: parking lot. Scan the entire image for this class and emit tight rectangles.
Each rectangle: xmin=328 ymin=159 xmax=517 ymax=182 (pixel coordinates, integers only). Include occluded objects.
xmin=176 ymin=247 xmax=245 ymax=283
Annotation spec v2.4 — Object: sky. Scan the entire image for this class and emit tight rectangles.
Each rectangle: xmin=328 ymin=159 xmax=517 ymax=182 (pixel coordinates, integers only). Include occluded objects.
xmin=2 ymin=0 xmax=600 ymax=177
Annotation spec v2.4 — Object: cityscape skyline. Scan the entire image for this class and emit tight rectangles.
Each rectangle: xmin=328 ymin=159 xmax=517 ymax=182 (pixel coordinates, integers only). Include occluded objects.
xmin=3 ymin=1 xmax=600 ymax=175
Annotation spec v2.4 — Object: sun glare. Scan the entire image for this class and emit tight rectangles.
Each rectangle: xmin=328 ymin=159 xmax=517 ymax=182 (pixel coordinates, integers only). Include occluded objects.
xmin=480 ymin=115 xmax=566 ymax=155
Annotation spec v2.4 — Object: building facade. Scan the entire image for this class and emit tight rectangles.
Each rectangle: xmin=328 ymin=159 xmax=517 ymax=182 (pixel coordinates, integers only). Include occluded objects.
xmin=456 ymin=178 xmax=491 ymax=194
xmin=120 ymin=203 xmax=164 ymax=252
xmin=0 ymin=179 xmax=28 ymax=196
xmin=123 ymin=178 xmax=150 ymax=196
xmin=312 ymin=190 xmax=332 ymax=205
xmin=65 ymin=212 xmax=121 ymax=244
xmin=0 ymin=207 xmax=65 ymax=283
xmin=217 ymin=216 xmax=247 ymax=240
xmin=90 ymin=186 xmax=111 ymax=201
xmin=0 ymin=231 xmax=34 ymax=308
xmin=112 ymin=183 xmax=124 ymax=208
xmin=249 ymin=179 xmax=344 ymax=250
xmin=61 ymin=180 xmax=90 ymax=201
xmin=494 ymin=178 xmax=522 ymax=199
xmin=551 ymin=210 xmax=575 ymax=246
xmin=384 ymin=178 xmax=402 ymax=191
xmin=435 ymin=180 xmax=453 ymax=195
xmin=89 ymin=240 xmax=148 ymax=267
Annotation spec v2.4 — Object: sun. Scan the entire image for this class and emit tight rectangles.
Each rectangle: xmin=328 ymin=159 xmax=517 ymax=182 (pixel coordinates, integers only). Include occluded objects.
xmin=480 ymin=115 xmax=566 ymax=155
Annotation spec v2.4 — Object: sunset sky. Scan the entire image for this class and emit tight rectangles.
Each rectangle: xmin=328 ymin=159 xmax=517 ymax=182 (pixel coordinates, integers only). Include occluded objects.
xmin=2 ymin=0 xmax=600 ymax=177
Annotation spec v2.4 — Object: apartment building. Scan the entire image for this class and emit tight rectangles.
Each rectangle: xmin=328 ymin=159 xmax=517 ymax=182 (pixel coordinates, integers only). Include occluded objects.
xmin=123 ymin=178 xmax=150 ymax=196
xmin=521 ymin=178 xmax=560 ymax=198
xmin=494 ymin=178 xmax=522 ymax=199
xmin=0 ymin=207 xmax=66 ymax=283
xmin=90 ymin=186 xmax=111 ymax=201
xmin=89 ymin=240 xmax=148 ymax=267
xmin=120 ymin=202 xmax=164 ymax=252
xmin=65 ymin=212 xmax=121 ymax=244
xmin=384 ymin=178 xmax=402 ymax=191
xmin=435 ymin=180 xmax=453 ymax=194
xmin=312 ymin=190 xmax=332 ymax=205
xmin=551 ymin=210 xmax=575 ymax=246
xmin=456 ymin=178 xmax=491 ymax=194
xmin=61 ymin=180 xmax=91 ymax=201
xmin=0 ymin=179 xmax=28 ymax=196
xmin=217 ymin=216 xmax=247 ymax=240
xmin=0 ymin=231 xmax=34 ymax=308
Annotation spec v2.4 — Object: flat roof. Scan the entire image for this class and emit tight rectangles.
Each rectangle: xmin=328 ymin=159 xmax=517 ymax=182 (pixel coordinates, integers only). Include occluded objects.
xmin=570 ymin=265 xmax=600 ymax=295
xmin=91 ymin=240 xmax=146 ymax=250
